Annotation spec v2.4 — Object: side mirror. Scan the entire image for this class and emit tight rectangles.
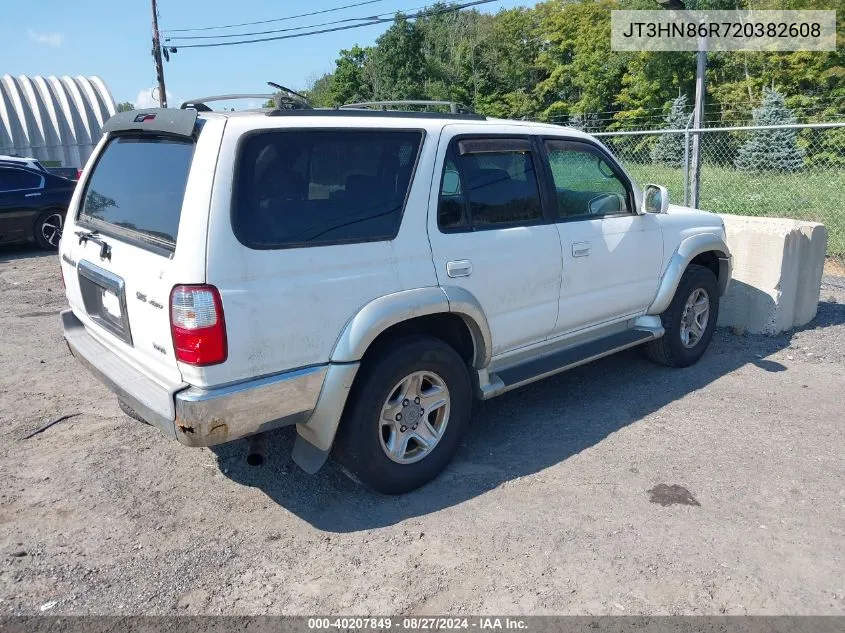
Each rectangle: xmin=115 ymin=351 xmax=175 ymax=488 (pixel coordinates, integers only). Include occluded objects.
xmin=642 ymin=184 xmax=669 ymax=214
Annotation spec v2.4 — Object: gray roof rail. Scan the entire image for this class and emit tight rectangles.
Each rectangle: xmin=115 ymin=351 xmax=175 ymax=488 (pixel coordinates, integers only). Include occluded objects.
xmin=340 ymin=100 xmax=473 ymax=114
xmin=180 ymin=94 xmax=276 ymax=111
xmin=181 ymin=83 xmax=312 ymax=111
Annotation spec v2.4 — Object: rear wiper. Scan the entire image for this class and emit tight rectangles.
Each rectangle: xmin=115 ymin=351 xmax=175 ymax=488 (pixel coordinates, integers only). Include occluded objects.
xmin=75 ymin=229 xmax=112 ymax=261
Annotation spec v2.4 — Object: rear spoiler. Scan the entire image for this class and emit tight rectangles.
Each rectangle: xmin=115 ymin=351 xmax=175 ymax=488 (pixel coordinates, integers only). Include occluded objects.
xmin=101 ymin=108 xmax=198 ymax=137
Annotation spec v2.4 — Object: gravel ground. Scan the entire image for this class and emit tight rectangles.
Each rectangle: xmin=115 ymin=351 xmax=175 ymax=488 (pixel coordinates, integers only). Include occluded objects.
xmin=0 ymin=247 xmax=843 ymax=616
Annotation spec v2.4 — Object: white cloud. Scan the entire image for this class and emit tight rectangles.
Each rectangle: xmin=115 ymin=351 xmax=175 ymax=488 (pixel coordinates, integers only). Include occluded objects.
xmin=134 ymin=88 xmax=177 ymax=109
xmin=27 ymin=29 xmax=63 ymax=47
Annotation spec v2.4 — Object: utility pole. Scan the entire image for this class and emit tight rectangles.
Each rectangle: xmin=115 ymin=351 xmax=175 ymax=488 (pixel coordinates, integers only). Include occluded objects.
xmin=689 ymin=39 xmax=706 ymax=208
xmin=656 ymin=0 xmax=706 ymax=208
xmin=151 ymin=0 xmax=168 ymax=108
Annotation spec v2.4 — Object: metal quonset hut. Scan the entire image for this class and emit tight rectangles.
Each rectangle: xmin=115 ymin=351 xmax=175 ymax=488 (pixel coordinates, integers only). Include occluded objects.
xmin=0 ymin=74 xmax=117 ymax=169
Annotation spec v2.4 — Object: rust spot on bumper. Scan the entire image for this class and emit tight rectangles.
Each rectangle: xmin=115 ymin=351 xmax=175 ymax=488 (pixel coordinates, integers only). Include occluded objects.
xmin=206 ymin=421 xmax=229 ymax=439
xmin=175 ymin=413 xmax=231 ymax=447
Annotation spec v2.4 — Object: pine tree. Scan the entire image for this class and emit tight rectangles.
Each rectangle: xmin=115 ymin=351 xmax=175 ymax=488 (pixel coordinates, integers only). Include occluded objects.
xmin=651 ymin=95 xmax=689 ymax=168
xmin=735 ymin=88 xmax=804 ymax=172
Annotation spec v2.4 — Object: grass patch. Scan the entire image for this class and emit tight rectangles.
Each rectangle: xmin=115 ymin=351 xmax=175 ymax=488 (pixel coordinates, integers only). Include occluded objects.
xmin=623 ymin=162 xmax=845 ymax=257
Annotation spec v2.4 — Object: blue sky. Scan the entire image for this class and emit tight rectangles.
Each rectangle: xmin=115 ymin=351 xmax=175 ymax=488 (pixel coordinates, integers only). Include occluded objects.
xmin=5 ymin=0 xmax=528 ymax=108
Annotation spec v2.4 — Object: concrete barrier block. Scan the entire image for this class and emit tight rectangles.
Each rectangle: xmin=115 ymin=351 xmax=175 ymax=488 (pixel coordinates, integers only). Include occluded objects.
xmin=717 ymin=215 xmax=828 ymax=334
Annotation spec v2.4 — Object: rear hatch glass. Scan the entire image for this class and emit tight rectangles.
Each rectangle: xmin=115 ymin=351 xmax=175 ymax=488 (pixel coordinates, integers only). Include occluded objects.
xmin=64 ymin=130 xmax=204 ymax=389
xmin=78 ymin=135 xmax=194 ymax=253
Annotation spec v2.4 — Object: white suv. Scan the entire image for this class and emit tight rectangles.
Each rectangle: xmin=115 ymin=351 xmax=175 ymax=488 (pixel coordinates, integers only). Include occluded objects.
xmin=59 ymin=101 xmax=731 ymax=494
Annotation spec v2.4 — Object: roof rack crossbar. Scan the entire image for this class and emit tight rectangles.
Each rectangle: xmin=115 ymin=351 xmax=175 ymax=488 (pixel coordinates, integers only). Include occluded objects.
xmin=180 ymin=94 xmax=274 ymax=111
xmin=340 ymin=100 xmax=472 ymax=114
xmin=181 ymin=83 xmax=313 ymax=112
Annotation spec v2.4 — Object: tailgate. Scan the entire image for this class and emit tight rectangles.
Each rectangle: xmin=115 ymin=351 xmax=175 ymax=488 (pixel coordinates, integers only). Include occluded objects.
xmin=60 ymin=111 xmax=225 ymax=388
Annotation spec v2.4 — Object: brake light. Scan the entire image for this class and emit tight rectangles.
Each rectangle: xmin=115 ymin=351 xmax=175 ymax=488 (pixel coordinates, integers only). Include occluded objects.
xmin=170 ymin=285 xmax=227 ymax=366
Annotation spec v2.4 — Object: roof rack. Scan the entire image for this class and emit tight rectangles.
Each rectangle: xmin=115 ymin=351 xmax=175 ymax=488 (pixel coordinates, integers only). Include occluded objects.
xmin=340 ymin=100 xmax=473 ymax=114
xmin=180 ymin=94 xmax=276 ymax=112
xmin=182 ymin=82 xmax=313 ymax=112
xmin=265 ymin=109 xmax=485 ymax=121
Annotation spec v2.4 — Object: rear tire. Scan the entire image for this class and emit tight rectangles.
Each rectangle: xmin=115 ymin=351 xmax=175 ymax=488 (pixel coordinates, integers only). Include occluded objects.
xmin=333 ymin=335 xmax=472 ymax=495
xmin=34 ymin=209 xmax=65 ymax=250
xmin=644 ymin=264 xmax=719 ymax=368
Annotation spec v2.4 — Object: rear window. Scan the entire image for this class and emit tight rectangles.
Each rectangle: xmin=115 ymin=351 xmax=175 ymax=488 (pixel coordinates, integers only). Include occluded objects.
xmin=78 ymin=136 xmax=194 ymax=249
xmin=0 ymin=168 xmax=42 ymax=191
xmin=233 ymin=129 xmax=423 ymax=249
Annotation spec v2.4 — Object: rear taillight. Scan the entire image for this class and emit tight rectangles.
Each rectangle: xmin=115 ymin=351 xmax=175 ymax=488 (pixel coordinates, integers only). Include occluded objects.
xmin=170 ymin=285 xmax=227 ymax=366
xmin=75 ymin=169 xmax=82 ymax=180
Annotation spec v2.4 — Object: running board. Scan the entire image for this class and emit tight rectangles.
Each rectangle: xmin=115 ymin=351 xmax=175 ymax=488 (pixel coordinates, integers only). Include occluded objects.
xmin=491 ymin=328 xmax=658 ymax=395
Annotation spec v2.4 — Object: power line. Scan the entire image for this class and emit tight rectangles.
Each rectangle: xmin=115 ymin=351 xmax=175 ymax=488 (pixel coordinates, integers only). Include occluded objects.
xmin=169 ymin=0 xmax=501 ymax=49
xmin=162 ymin=0 xmax=390 ymax=33
xmin=166 ymin=3 xmax=431 ymax=41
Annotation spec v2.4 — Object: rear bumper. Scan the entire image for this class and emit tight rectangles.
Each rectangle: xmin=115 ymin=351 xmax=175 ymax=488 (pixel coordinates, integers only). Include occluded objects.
xmin=61 ymin=309 xmax=328 ymax=447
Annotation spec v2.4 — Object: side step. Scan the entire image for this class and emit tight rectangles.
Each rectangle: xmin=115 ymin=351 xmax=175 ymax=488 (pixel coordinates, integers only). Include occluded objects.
xmin=495 ymin=328 xmax=658 ymax=392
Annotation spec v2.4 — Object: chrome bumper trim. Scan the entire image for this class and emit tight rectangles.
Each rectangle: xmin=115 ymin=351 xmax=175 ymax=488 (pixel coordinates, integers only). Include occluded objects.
xmin=174 ymin=365 xmax=328 ymax=446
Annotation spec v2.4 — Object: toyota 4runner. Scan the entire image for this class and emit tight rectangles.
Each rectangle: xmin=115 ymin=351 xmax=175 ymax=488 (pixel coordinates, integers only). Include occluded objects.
xmin=59 ymin=100 xmax=731 ymax=494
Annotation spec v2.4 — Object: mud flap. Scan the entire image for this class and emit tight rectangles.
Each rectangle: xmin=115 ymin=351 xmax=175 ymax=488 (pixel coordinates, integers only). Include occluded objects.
xmin=291 ymin=435 xmax=331 ymax=474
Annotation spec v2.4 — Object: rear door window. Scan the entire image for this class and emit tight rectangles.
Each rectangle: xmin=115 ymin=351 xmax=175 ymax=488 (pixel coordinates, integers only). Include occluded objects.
xmin=78 ymin=135 xmax=195 ymax=250
xmin=0 ymin=168 xmax=42 ymax=192
xmin=232 ymin=129 xmax=423 ymax=248
xmin=437 ymin=137 xmax=543 ymax=231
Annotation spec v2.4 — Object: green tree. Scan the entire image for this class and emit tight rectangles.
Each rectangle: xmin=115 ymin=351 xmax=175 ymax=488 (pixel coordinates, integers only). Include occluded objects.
xmin=326 ymin=45 xmax=376 ymax=106
xmin=308 ymin=0 xmax=843 ymax=130
xmin=735 ymin=88 xmax=804 ymax=172
xmin=305 ymin=73 xmax=335 ymax=107
xmin=370 ymin=15 xmax=427 ymax=100
xmin=116 ymin=101 xmax=134 ymax=112
xmin=535 ymin=0 xmax=629 ymax=122
xmin=651 ymin=95 xmax=690 ymax=167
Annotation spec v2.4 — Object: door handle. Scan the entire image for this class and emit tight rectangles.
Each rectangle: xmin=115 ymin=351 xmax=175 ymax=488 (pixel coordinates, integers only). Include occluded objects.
xmin=572 ymin=242 xmax=591 ymax=257
xmin=24 ymin=192 xmax=42 ymax=198
xmin=446 ymin=260 xmax=473 ymax=278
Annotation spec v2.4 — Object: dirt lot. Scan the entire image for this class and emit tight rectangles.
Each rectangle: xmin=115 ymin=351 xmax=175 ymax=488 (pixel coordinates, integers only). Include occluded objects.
xmin=1 ymin=247 xmax=843 ymax=616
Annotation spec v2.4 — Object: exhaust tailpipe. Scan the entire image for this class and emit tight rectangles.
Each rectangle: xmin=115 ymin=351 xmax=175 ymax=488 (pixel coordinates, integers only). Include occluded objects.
xmin=246 ymin=433 xmax=267 ymax=466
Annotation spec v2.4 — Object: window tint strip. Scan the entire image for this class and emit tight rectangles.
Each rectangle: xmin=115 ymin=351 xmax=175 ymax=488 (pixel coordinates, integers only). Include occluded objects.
xmin=457 ymin=138 xmax=532 ymax=155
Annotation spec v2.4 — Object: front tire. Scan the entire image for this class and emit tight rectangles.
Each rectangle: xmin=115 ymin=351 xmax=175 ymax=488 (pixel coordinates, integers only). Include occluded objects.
xmin=644 ymin=264 xmax=719 ymax=368
xmin=333 ymin=335 xmax=472 ymax=494
xmin=34 ymin=209 xmax=65 ymax=250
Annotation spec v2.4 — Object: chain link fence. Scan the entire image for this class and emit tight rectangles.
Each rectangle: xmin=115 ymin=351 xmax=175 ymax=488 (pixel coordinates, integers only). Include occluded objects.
xmin=592 ymin=122 xmax=845 ymax=259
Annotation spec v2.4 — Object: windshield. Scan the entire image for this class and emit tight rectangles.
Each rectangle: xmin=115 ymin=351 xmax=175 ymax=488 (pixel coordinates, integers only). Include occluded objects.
xmin=78 ymin=135 xmax=195 ymax=249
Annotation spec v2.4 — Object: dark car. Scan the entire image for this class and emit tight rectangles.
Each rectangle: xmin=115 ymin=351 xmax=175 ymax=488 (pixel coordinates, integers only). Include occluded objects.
xmin=0 ymin=165 xmax=76 ymax=249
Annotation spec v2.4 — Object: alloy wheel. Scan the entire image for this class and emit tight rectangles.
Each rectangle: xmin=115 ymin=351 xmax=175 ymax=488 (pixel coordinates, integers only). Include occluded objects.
xmin=379 ymin=370 xmax=451 ymax=464
xmin=680 ymin=288 xmax=710 ymax=348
